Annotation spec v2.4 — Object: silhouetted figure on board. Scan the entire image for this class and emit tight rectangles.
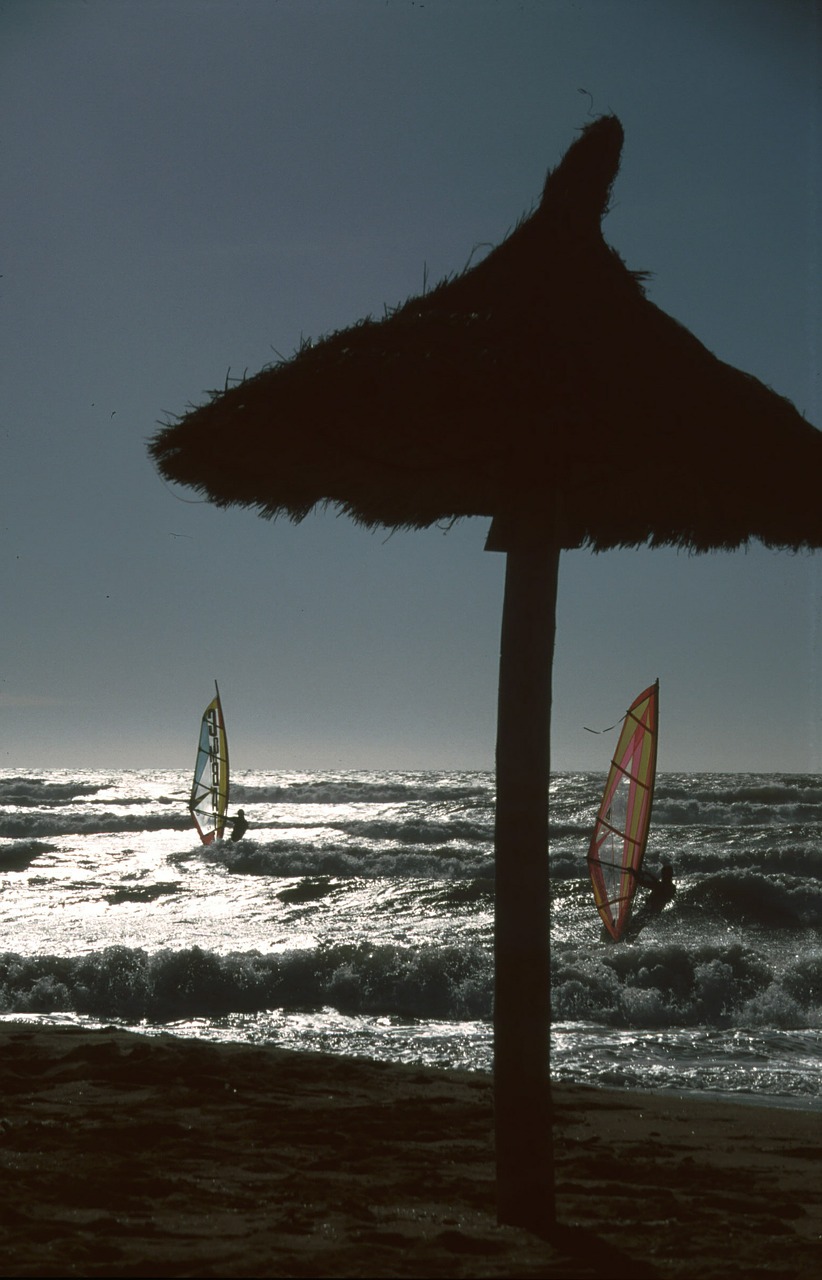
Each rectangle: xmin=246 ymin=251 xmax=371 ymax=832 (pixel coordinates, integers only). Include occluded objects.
xmin=230 ymin=809 xmax=248 ymax=842
xmin=635 ymin=861 xmax=675 ymax=914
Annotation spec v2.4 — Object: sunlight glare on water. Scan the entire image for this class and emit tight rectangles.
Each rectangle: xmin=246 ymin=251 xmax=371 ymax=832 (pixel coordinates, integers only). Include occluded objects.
xmin=1 ymin=767 xmax=820 ymax=1108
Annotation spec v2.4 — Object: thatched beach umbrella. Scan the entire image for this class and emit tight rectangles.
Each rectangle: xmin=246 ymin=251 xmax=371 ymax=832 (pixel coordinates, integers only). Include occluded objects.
xmin=150 ymin=117 xmax=822 ymax=1233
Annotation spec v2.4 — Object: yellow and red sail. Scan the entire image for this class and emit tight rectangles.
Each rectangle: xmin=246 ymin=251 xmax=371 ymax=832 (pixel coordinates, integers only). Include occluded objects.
xmin=587 ymin=680 xmax=659 ymax=941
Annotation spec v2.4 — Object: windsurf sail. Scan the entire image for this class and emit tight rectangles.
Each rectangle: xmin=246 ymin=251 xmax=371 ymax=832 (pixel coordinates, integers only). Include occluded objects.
xmin=189 ymin=682 xmax=229 ymax=845
xmin=586 ymin=680 xmax=659 ymax=941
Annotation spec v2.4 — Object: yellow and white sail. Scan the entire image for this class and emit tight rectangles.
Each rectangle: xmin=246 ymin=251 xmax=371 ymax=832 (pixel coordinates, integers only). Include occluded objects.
xmin=189 ymin=682 xmax=229 ymax=845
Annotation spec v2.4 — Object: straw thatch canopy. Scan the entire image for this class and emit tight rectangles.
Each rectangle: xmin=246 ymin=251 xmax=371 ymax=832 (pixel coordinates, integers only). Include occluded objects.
xmin=150 ymin=115 xmax=822 ymax=554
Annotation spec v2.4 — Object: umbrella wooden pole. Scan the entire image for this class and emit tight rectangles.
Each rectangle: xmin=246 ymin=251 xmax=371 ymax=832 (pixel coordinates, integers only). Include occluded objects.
xmin=493 ymin=538 xmax=560 ymax=1232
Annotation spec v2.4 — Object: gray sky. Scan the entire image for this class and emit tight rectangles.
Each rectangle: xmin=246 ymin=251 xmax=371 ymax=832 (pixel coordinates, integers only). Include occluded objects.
xmin=2 ymin=0 xmax=821 ymax=772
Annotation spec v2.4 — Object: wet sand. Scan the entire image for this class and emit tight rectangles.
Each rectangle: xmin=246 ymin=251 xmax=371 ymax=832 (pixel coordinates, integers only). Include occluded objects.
xmin=0 ymin=1023 xmax=818 ymax=1278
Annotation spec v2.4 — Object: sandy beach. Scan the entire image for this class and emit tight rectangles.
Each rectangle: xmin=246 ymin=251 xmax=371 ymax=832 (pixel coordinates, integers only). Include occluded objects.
xmin=0 ymin=1024 xmax=817 ymax=1278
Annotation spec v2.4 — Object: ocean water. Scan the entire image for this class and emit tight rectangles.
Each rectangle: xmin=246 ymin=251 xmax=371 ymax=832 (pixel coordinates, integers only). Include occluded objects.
xmin=0 ymin=768 xmax=819 ymax=1110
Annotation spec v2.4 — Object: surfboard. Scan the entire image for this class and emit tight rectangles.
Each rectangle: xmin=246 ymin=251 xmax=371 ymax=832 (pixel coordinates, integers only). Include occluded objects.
xmin=586 ymin=680 xmax=659 ymax=941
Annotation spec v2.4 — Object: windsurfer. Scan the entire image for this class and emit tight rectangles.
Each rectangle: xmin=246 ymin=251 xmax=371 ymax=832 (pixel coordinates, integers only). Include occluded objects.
xmin=600 ymin=863 xmax=675 ymax=943
xmin=616 ymin=862 xmax=676 ymax=940
xmin=230 ymin=809 xmax=249 ymax=842
xmin=634 ymin=862 xmax=675 ymax=913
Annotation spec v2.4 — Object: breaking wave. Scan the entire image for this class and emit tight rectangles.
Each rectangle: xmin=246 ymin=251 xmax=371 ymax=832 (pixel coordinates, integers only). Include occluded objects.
xmin=0 ymin=936 xmax=817 ymax=1033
